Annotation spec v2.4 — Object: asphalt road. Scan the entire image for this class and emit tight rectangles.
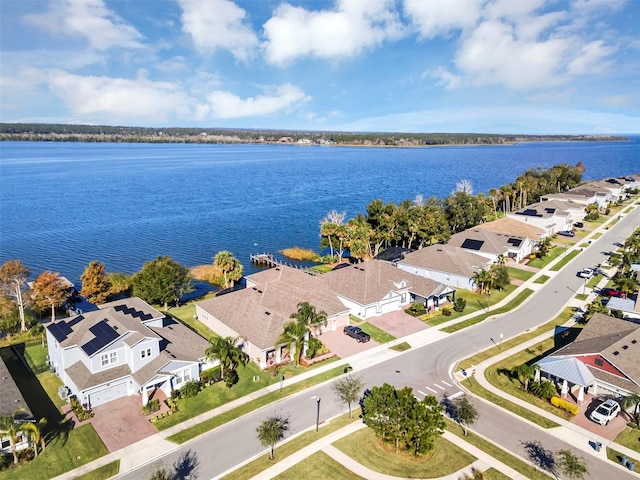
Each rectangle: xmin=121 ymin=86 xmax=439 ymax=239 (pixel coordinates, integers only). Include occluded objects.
xmin=120 ymin=206 xmax=640 ymax=480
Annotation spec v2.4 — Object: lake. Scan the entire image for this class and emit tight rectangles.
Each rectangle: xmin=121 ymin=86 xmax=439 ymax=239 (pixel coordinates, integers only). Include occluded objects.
xmin=1 ymin=138 xmax=638 ymax=284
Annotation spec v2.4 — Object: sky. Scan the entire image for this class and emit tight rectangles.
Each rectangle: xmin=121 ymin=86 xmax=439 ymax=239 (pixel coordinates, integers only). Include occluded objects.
xmin=1 ymin=0 xmax=639 ymax=134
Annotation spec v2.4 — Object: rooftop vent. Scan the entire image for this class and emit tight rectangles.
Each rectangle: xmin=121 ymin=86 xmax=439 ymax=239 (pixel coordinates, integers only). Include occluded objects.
xmin=632 ymin=340 xmax=637 ymax=344
xmin=613 ymin=351 xmax=619 ymax=356
xmin=623 ymin=345 xmax=628 ymax=350
xmin=265 ymin=311 xmax=271 ymax=316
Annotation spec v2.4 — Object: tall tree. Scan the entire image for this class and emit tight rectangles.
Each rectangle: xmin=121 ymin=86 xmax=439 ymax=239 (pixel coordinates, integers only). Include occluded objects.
xmin=131 ymin=256 xmax=194 ymax=310
xmin=256 ymin=414 xmax=290 ymax=460
xmin=0 ymin=409 xmax=38 ymax=464
xmin=0 ymin=260 xmax=30 ymax=332
xmin=212 ymin=251 xmax=244 ymax=289
xmin=332 ymin=373 xmax=364 ymax=418
xmin=471 ymin=269 xmax=493 ymax=295
xmin=277 ymin=319 xmax=309 ymax=366
xmin=320 ymin=210 xmax=347 ymax=261
xmin=29 ymin=270 xmax=72 ymax=322
xmin=453 ymin=395 xmax=479 ymax=436
xmin=445 ymin=191 xmax=488 ymax=233
xmin=290 ymin=302 xmax=327 ymax=337
xmin=80 ymin=260 xmax=112 ymax=305
xmin=622 ymin=393 xmax=640 ymax=425
xmin=511 ymin=363 xmax=537 ymax=392
xmin=205 ymin=336 xmax=248 ymax=380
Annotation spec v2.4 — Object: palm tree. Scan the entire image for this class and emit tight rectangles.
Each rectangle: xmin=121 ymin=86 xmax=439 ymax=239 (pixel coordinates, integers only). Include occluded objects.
xmin=472 ymin=269 xmax=492 ymax=295
xmin=622 ymin=393 xmax=640 ymax=425
xmin=206 ymin=336 xmax=248 ymax=380
xmin=0 ymin=409 xmax=37 ymax=464
xmin=613 ymin=275 xmax=638 ymax=298
xmin=213 ymin=251 xmax=243 ymax=289
xmin=277 ymin=320 xmax=309 ymax=366
xmin=290 ymin=302 xmax=327 ymax=337
xmin=511 ymin=364 xmax=537 ymax=392
xmin=496 ymin=254 xmax=507 ymax=267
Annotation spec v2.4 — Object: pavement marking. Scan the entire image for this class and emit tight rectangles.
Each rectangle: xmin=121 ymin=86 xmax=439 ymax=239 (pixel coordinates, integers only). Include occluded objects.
xmin=435 ymin=384 xmax=446 ymax=390
xmin=426 ymin=386 xmax=438 ymax=393
xmin=442 ymin=380 xmax=453 ymax=387
xmin=418 ymin=390 xmax=428 ymax=397
xmin=448 ymin=391 xmax=464 ymax=399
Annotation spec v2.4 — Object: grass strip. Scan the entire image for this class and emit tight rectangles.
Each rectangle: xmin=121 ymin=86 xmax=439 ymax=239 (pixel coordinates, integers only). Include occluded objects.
xmin=615 ymin=426 xmax=640 ymax=454
xmin=167 ymin=303 xmax=217 ymax=339
xmin=390 ymin=342 xmax=411 ymax=352
xmin=507 ymin=267 xmax=535 ymax=282
xmin=223 ymin=409 xmax=362 ymax=480
xmin=444 ymin=418 xmax=551 ymax=480
xmin=274 ymin=451 xmax=364 ymax=480
xmin=168 ymin=365 xmax=348 ymax=443
xmin=533 ymin=275 xmax=550 ymax=284
xmin=550 ymin=250 xmax=580 ymax=271
xmin=74 ymin=460 xmax=120 ymax=480
xmin=360 ymin=322 xmax=396 ymax=343
xmin=483 ymin=468 xmax=513 ymax=480
xmin=606 ymin=447 xmax=639 ymax=468
xmin=333 ymin=427 xmax=475 ymax=478
xmin=442 ymin=289 xmax=534 ymax=334
xmin=527 ymin=246 xmax=565 ymax=269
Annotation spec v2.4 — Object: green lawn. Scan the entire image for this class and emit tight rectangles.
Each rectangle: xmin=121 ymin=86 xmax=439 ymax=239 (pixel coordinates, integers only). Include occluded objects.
xmin=526 ymin=246 xmax=565 ymax=268
xmin=587 ymin=274 xmax=604 ymax=288
xmin=441 ymin=289 xmax=534 ymax=334
xmin=74 ymin=461 xmax=120 ymax=480
xmin=615 ymin=427 xmax=640 ymax=454
xmin=167 ymin=365 xmax=348 ymax=442
xmin=37 ymin=370 xmax=67 ymax=410
xmin=0 ymin=424 xmax=108 ymax=480
xmin=533 ymin=275 xmax=550 ymax=284
xmin=167 ymin=303 xmax=217 ymax=340
xmin=390 ymin=342 xmax=411 ymax=352
xmin=506 ymin=267 xmax=534 ymax=282
xmin=549 ymin=250 xmax=580 ymax=271
xmin=275 ymin=451 xmax=364 ymax=480
xmin=333 ymin=427 xmax=476 ymax=478
xmin=606 ymin=447 xmax=639 ymax=468
xmin=360 ymin=323 xmax=396 ymax=343
xmin=591 ymin=232 xmax=603 ymax=239
xmin=223 ymin=409 xmax=362 ymax=480
xmin=24 ymin=343 xmax=49 ymax=371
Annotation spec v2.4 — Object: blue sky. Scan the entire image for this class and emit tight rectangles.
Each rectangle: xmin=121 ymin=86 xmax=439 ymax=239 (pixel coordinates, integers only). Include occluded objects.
xmin=1 ymin=0 xmax=639 ymax=134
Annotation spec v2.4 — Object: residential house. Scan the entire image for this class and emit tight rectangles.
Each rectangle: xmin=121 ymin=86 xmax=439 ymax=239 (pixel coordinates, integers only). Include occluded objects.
xmin=0 ymin=354 xmax=34 ymax=455
xmin=541 ymin=186 xmax=612 ymax=210
xmin=196 ymin=260 xmax=452 ymax=368
xmin=605 ymin=295 xmax=640 ymax=320
xmin=474 ymin=216 xmax=546 ymax=244
xmin=447 ymin=228 xmax=535 ymax=263
xmin=397 ymin=243 xmax=492 ymax=291
xmin=537 ymin=313 xmax=640 ymax=405
xmin=508 ymin=200 xmax=574 ymax=235
xmin=46 ymin=297 xmax=212 ymax=408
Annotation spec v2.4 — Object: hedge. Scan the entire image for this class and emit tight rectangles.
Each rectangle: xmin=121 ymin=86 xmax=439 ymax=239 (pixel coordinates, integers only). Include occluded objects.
xmin=551 ymin=396 xmax=579 ymax=415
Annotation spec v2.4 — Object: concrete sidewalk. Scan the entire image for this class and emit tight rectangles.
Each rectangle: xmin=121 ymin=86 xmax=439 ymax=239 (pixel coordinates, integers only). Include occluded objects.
xmin=53 ymin=202 xmax=637 ymax=480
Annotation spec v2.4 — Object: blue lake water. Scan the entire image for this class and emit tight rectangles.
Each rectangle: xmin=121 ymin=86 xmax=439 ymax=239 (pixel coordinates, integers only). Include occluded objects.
xmin=1 ymin=138 xmax=638 ymax=284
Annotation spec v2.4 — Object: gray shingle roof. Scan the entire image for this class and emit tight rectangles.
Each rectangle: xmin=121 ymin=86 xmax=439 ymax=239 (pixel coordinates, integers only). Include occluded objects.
xmin=474 ymin=216 xmax=545 ymax=240
xmin=448 ymin=228 xmax=528 ymax=255
xmin=65 ymin=361 xmax=131 ymax=390
xmin=399 ymin=244 xmax=491 ymax=278
xmin=0 ymin=353 xmax=33 ymax=420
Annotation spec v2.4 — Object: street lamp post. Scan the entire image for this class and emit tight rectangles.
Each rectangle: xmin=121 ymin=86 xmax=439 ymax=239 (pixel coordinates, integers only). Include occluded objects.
xmin=315 ymin=397 xmax=321 ymax=432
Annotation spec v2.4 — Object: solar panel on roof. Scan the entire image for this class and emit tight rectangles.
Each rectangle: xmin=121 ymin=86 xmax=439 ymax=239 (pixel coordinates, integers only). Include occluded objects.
xmin=461 ymin=238 xmax=484 ymax=251
xmin=516 ymin=209 xmax=542 ymax=217
xmin=507 ymin=238 xmax=522 ymax=247
xmin=545 ymin=208 xmax=556 ymax=214
xmin=48 ymin=320 xmax=75 ymax=342
xmin=80 ymin=320 xmax=119 ymax=356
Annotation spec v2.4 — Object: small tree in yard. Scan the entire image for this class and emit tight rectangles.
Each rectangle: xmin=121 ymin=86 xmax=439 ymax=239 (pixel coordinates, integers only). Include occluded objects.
xmin=256 ymin=414 xmax=290 ymax=460
xmin=29 ymin=270 xmax=72 ymax=322
xmin=80 ymin=260 xmax=112 ymax=304
xmin=332 ymin=373 xmax=364 ymax=418
xmin=453 ymin=395 xmax=478 ymax=436
xmin=0 ymin=260 xmax=29 ymax=332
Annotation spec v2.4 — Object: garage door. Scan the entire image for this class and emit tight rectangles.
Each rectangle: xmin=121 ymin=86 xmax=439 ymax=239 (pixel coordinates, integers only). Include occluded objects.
xmin=88 ymin=381 xmax=128 ymax=407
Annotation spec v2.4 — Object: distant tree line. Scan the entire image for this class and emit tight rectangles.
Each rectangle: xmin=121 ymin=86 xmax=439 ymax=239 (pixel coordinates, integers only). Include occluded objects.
xmin=319 ymin=163 xmax=585 ymax=262
xmin=0 ymin=123 xmax=627 ymax=146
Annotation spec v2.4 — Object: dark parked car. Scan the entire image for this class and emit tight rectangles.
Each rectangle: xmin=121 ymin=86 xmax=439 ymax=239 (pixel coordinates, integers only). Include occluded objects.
xmin=558 ymin=230 xmax=575 ymax=237
xmin=574 ymin=222 xmax=584 ymax=228
xmin=600 ymin=287 xmax=624 ymax=297
xmin=343 ymin=326 xmax=371 ymax=343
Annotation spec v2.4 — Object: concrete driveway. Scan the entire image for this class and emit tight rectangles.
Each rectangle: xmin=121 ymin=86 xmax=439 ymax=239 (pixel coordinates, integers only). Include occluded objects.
xmin=318 ymin=328 xmax=378 ymax=359
xmin=367 ymin=309 xmax=429 ymax=338
xmin=571 ymin=396 xmax=629 ymax=441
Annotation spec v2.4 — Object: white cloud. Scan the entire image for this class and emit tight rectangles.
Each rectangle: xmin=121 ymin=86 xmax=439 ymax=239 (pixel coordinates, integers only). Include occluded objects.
xmin=205 ymin=84 xmax=311 ymax=118
xmin=263 ymin=0 xmax=404 ymax=65
xmin=567 ymin=40 xmax=617 ymax=75
xmin=24 ymin=0 xmax=143 ymax=50
xmin=403 ymin=0 xmax=482 ymax=38
xmin=427 ymin=67 xmax=463 ymax=90
xmin=47 ymin=71 xmax=193 ymax=122
xmin=179 ymin=0 xmax=258 ymax=60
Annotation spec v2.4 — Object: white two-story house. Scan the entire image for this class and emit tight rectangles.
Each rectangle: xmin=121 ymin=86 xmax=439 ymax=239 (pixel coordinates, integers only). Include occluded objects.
xmin=46 ymin=297 xmax=212 ymax=408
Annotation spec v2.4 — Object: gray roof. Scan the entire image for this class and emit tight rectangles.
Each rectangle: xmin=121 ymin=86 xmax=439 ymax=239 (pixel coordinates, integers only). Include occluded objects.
xmin=0 ymin=353 xmax=33 ymax=420
xmin=319 ymin=260 xmax=445 ymax=304
xmin=147 ymin=317 xmax=210 ymax=361
xmin=511 ymin=200 xmax=573 ymax=219
xmin=399 ymin=243 xmax=491 ymax=278
xmin=552 ymin=313 xmax=640 ymax=391
xmin=474 ymin=217 xmax=545 ymax=240
xmin=65 ymin=361 xmax=131 ymax=390
xmin=537 ymin=356 xmax=595 ymax=387
xmin=448 ymin=228 xmax=529 ymax=256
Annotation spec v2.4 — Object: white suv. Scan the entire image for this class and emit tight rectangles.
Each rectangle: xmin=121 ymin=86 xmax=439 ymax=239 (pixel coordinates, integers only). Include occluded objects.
xmin=589 ymin=399 xmax=620 ymax=425
xmin=577 ymin=268 xmax=594 ymax=279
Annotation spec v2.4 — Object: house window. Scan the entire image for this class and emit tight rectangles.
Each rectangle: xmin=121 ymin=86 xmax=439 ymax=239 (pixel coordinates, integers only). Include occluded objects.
xmin=594 ymin=358 xmax=603 ymax=366
xmin=101 ymin=351 xmax=118 ymax=367
xmin=140 ymin=348 xmax=152 ymax=359
xmin=174 ymin=369 xmax=192 ymax=386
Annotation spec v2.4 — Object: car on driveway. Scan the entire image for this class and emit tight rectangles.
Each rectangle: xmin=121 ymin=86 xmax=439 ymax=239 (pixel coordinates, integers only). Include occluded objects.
xmin=574 ymin=222 xmax=584 ymax=228
xmin=589 ymin=399 xmax=620 ymax=425
xmin=558 ymin=230 xmax=575 ymax=237
xmin=600 ymin=287 xmax=624 ymax=297
xmin=343 ymin=326 xmax=370 ymax=343
xmin=577 ymin=268 xmax=594 ymax=279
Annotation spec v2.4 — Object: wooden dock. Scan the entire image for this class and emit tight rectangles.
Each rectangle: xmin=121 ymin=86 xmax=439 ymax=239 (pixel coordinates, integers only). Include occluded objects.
xmin=249 ymin=253 xmax=317 ymax=275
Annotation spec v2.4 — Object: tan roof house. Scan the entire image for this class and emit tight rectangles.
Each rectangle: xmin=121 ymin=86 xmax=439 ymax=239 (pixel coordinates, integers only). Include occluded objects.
xmin=0 ymin=355 xmax=34 ymax=455
xmin=447 ymin=228 xmax=535 ymax=263
xmin=508 ymin=200 xmax=574 ymax=235
xmin=397 ymin=243 xmax=492 ymax=291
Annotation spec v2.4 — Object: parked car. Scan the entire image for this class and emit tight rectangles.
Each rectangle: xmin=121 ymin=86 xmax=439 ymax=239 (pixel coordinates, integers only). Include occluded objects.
xmin=558 ymin=230 xmax=575 ymax=237
xmin=577 ymin=268 xmax=594 ymax=279
xmin=574 ymin=222 xmax=584 ymax=228
xmin=589 ymin=399 xmax=620 ymax=425
xmin=600 ymin=287 xmax=624 ymax=297
xmin=343 ymin=326 xmax=371 ymax=343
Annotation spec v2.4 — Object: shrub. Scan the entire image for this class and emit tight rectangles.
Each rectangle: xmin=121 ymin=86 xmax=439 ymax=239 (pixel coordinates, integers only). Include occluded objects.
xmin=142 ymin=399 xmax=160 ymax=415
xmin=170 ymin=389 xmax=181 ymax=400
xmin=442 ymin=308 xmax=453 ymax=316
xmin=69 ymin=396 xmax=94 ymax=421
xmin=224 ymin=369 xmax=239 ymax=389
xmin=180 ymin=380 xmax=202 ymax=399
xmin=200 ymin=366 xmax=222 ymax=384
xmin=453 ymin=298 xmax=467 ymax=313
xmin=406 ymin=302 xmax=427 ymax=316
xmin=529 ymin=380 xmax=557 ymax=400
xmin=584 ymin=212 xmax=599 ymax=221
xmin=551 ymin=396 xmax=579 ymax=415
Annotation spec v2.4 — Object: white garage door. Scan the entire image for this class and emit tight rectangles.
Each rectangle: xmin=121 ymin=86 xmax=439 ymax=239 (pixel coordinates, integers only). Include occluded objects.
xmin=88 ymin=381 xmax=128 ymax=407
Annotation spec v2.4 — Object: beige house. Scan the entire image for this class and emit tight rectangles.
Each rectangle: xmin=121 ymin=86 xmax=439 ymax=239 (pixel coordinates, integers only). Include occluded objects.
xmin=508 ymin=200 xmax=574 ymax=235
xmin=447 ymin=228 xmax=536 ymax=263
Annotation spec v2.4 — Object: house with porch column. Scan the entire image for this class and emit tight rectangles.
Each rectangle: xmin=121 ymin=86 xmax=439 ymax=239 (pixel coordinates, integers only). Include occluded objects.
xmin=536 ymin=313 xmax=640 ymax=406
xmin=46 ymin=297 xmax=212 ymax=408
